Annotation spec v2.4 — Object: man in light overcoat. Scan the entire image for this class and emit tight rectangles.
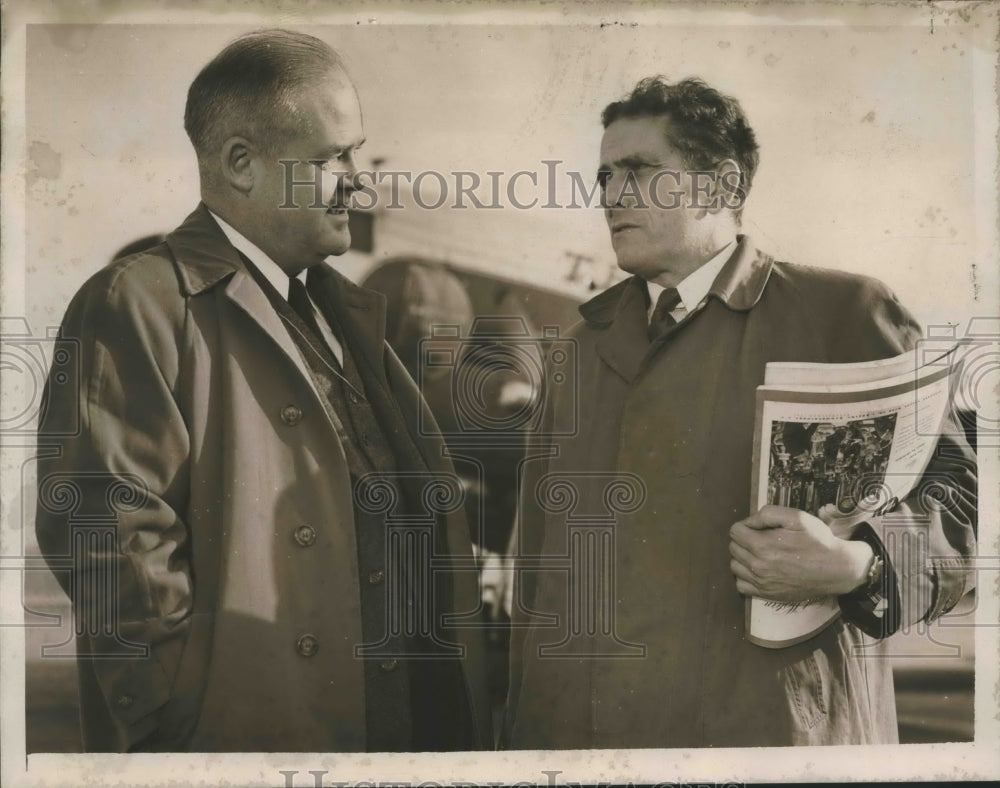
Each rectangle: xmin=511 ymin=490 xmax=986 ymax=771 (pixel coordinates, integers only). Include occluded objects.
xmin=35 ymin=29 xmax=491 ymax=753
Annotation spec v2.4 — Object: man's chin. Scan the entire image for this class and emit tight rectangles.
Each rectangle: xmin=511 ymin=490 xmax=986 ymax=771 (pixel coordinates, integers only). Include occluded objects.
xmin=614 ymin=254 xmax=658 ymax=280
xmin=323 ymin=231 xmax=352 ymax=257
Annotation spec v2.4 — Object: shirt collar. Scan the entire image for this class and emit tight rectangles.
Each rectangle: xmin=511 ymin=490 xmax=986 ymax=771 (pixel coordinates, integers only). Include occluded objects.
xmin=208 ymin=209 xmax=304 ymax=297
xmin=578 ymin=236 xmax=775 ymax=329
xmin=646 ymin=238 xmax=738 ymax=314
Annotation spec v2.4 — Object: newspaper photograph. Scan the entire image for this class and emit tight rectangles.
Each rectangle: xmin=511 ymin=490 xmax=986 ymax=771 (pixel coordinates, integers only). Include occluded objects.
xmin=748 ymin=349 xmax=957 ymax=647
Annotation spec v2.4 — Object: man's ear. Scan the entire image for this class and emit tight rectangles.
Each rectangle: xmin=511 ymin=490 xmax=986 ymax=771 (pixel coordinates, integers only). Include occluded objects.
xmin=219 ymin=136 xmax=255 ymax=194
xmin=712 ymin=158 xmax=744 ymax=214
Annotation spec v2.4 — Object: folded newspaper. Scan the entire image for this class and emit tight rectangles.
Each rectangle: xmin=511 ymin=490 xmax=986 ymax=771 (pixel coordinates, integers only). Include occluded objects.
xmin=745 ymin=345 xmax=960 ymax=648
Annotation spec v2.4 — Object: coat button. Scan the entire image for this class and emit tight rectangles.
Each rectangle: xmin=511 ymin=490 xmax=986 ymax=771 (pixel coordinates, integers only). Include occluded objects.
xmin=360 ymin=432 xmax=370 ymax=447
xmin=116 ymin=694 xmax=134 ymax=710
xmin=379 ymin=659 xmax=398 ymax=672
xmin=281 ymin=405 xmax=303 ymax=425
xmin=348 ymin=392 xmax=361 ymax=405
xmin=293 ymin=525 xmax=317 ymax=547
xmin=296 ymin=634 xmax=319 ymax=657
xmin=368 ymin=569 xmax=385 ymax=585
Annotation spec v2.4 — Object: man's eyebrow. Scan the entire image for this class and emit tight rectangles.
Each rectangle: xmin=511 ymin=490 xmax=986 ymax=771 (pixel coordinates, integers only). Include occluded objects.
xmin=600 ymin=154 xmax=661 ymax=170
xmin=311 ymin=138 xmax=366 ymax=160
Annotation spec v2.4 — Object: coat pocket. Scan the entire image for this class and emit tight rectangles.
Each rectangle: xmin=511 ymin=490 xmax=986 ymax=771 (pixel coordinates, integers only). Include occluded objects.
xmin=781 ymin=649 xmax=831 ymax=732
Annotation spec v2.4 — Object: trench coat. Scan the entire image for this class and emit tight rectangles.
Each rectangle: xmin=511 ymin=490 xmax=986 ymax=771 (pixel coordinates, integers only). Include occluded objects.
xmin=34 ymin=204 xmax=492 ymax=752
xmin=504 ymin=236 xmax=977 ymax=748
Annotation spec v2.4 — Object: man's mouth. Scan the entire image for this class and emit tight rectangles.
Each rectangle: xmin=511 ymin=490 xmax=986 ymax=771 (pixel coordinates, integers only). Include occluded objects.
xmin=611 ymin=222 xmax=640 ymax=235
xmin=327 ymin=193 xmax=353 ymax=214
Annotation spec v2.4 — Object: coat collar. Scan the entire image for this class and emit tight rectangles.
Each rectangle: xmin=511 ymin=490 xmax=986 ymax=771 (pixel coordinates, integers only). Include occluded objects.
xmin=704 ymin=235 xmax=775 ymax=313
xmin=165 ymin=201 xmax=387 ymax=365
xmin=579 ymin=235 xmax=774 ymax=328
xmin=165 ymin=202 xmax=245 ymax=296
xmin=578 ymin=235 xmax=774 ymax=382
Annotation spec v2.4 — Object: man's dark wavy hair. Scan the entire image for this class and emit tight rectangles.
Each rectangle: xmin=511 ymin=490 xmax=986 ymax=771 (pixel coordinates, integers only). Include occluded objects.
xmin=601 ymin=76 xmax=760 ymax=216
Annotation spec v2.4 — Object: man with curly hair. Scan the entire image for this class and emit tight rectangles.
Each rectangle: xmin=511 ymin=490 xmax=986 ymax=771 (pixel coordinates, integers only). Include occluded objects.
xmin=504 ymin=76 xmax=976 ymax=748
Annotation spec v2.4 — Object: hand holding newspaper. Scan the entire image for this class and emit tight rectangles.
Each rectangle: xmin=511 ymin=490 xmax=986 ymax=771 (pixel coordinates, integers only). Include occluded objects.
xmin=745 ymin=346 xmax=959 ymax=648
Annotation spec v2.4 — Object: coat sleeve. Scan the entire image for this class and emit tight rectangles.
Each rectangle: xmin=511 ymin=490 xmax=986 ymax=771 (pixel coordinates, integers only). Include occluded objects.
xmin=35 ymin=261 xmax=193 ymax=751
xmin=835 ymin=279 xmax=978 ymax=637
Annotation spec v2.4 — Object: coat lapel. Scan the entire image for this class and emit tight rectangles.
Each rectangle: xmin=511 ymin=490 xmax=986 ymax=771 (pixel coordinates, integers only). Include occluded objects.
xmin=307 ymin=262 xmax=387 ymax=375
xmin=584 ymin=277 xmax=651 ymax=383
xmin=577 ymin=236 xmax=776 ymax=384
xmin=223 ymin=272 xmax=312 ymax=384
xmin=165 ymin=203 xmax=329 ymax=397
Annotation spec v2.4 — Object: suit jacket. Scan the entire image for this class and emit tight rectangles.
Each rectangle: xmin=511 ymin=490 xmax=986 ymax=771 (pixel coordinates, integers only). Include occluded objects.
xmin=504 ymin=236 xmax=976 ymax=748
xmin=35 ymin=204 xmax=492 ymax=752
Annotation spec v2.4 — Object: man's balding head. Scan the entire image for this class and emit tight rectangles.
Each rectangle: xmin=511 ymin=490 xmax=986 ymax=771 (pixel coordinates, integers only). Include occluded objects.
xmin=185 ymin=29 xmax=365 ymax=272
xmin=184 ymin=29 xmax=350 ymax=180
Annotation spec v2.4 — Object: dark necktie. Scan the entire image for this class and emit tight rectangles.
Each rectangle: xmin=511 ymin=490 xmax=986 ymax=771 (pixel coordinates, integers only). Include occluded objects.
xmin=648 ymin=287 xmax=682 ymax=343
xmin=287 ymin=272 xmax=345 ymax=369
xmin=287 ymin=274 xmax=326 ymax=340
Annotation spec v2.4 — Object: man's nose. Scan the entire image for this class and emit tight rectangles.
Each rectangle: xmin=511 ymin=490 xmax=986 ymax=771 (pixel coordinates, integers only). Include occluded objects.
xmin=339 ymin=152 xmax=360 ymax=190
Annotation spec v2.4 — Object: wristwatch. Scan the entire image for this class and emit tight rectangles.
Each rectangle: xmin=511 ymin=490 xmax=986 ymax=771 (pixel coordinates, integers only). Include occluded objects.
xmin=859 ymin=551 xmax=885 ymax=599
xmin=840 ymin=523 xmax=897 ymax=637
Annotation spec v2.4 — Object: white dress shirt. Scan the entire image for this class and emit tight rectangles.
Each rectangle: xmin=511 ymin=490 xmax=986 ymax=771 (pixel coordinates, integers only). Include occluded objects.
xmin=209 ymin=210 xmax=344 ymax=365
xmin=646 ymin=238 xmax=738 ymax=325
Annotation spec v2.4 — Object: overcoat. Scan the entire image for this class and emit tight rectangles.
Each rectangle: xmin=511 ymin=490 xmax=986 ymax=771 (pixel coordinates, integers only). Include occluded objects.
xmin=504 ymin=237 xmax=976 ymax=748
xmin=35 ymin=204 xmax=492 ymax=752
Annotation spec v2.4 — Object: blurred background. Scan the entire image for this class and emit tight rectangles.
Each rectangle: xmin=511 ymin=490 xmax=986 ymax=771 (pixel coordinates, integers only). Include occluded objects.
xmin=22 ymin=19 xmax=994 ymax=330
xmin=12 ymin=11 xmax=995 ymax=752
